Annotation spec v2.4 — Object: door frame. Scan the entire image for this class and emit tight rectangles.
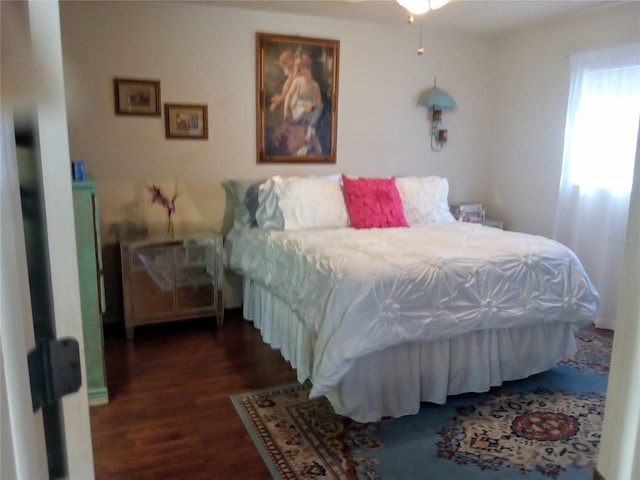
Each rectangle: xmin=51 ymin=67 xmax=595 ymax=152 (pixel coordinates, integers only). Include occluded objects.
xmin=1 ymin=1 xmax=94 ymax=478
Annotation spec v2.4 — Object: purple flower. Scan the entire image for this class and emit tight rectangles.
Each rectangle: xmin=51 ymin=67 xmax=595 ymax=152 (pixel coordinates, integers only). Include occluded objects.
xmin=148 ymin=182 xmax=178 ymax=216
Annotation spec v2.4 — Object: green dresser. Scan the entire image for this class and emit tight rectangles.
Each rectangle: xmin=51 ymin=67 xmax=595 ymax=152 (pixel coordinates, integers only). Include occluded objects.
xmin=72 ymin=181 xmax=108 ymax=405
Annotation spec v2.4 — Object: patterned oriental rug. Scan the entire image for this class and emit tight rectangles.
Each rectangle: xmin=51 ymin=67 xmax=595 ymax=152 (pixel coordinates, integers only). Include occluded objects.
xmin=231 ymin=329 xmax=611 ymax=480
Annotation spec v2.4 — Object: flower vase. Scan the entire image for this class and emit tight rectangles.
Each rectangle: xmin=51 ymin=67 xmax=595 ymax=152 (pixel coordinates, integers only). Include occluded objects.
xmin=166 ymin=214 xmax=174 ymax=237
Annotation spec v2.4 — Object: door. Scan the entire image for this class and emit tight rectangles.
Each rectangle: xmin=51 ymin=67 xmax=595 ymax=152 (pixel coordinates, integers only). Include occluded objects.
xmin=1 ymin=1 xmax=94 ymax=478
xmin=1 ymin=112 xmax=49 ymax=480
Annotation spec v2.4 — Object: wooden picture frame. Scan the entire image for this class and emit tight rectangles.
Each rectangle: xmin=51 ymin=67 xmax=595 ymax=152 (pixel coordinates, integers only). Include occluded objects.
xmin=256 ymin=32 xmax=340 ymax=164
xmin=164 ymin=104 xmax=208 ymax=140
xmin=114 ymin=78 xmax=161 ymax=116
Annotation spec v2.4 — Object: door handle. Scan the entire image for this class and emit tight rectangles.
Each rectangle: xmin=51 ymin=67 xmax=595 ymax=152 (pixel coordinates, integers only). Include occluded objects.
xmin=27 ymin=337 xmax=82 ymax=412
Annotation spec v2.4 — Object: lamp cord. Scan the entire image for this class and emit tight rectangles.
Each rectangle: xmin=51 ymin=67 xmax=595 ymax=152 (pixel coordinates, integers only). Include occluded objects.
xmin=430 ymin=136 xmax=443 ymax=152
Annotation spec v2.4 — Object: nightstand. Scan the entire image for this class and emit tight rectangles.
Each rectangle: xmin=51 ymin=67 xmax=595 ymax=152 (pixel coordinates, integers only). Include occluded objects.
xmin=120 ymin=231 xmax=223 ymax=339
xmin=480 ymin=218 xmax=504 ymax=229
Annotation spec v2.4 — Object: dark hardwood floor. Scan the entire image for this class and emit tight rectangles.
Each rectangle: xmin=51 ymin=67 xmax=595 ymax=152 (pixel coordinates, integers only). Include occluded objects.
xmin=90 ymin=310 xmax=614 ymax=479
xmin=90 ymin=308 xmax=297 ymax=480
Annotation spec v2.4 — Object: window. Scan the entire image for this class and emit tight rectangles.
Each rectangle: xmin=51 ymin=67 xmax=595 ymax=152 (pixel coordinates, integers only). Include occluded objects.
xmin=554 ymin=42 xmax=640 ymax=330
xmin=564 ymin=45 xmax=640 ymax=196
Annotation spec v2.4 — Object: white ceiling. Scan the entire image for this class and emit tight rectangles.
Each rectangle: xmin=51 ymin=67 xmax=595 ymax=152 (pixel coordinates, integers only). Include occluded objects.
xmin=210 ymin=0 xmax=629 ymax=36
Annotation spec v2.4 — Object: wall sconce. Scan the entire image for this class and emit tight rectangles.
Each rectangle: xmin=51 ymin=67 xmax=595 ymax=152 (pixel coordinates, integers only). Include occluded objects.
xmin=417 ymin=78 xmax=456 ymax=152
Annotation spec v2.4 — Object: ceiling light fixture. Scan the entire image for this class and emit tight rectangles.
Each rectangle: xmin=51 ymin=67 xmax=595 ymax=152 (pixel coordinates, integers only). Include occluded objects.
xmin=396 ymin=0 xmax=450 ymax=16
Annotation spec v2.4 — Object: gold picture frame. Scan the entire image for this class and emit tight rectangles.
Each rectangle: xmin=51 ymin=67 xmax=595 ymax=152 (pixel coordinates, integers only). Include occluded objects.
xmin=256 ymin=32 xmax=340 ymax=164
xmin=164 ymin=104 xmax=208 ymax=140
xmin=114 ymin=78 xmax=161 ymax=116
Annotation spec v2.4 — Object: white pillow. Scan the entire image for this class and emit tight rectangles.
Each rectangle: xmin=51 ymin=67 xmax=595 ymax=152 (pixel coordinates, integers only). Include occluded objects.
xmin=395 ymin=176 xmax=455 ymax=225
xmin=255 ymin=175 xmax=347 ymax=230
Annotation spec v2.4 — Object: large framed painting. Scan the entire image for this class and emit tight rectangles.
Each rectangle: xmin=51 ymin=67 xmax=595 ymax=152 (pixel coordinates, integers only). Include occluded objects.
xmin=256 ymin=33 xmax=340 ymax=164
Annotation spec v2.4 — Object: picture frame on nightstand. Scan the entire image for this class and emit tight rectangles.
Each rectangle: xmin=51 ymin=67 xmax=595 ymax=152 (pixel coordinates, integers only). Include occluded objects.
xmin=450 ymin=203 xmax=485 ymax=222
xmin=450 ymin=203 xmax=504 ymax=229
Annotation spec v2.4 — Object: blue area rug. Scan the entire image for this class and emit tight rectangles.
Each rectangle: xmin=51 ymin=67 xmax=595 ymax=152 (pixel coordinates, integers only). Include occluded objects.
xmin=231 ymin=329 xmax=611 ymax=480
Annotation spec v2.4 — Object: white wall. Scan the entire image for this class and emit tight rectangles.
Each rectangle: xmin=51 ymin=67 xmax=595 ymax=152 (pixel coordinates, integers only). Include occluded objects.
xmin=60 ymin=1 xmax=493 ymax=233
xmin=59 ymin=1 xmax=493 ymax=316
xmin=59 ymin=1 xmax=639 ymax=318
xmin=490 ymin=2 xmax=640 ymax=236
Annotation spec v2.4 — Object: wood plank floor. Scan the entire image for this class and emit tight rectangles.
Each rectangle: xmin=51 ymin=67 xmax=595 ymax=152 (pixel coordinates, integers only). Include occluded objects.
xmin=90 ymin=308 xmax=296 ymax=480
xmin=91 ymin=310 xmax=613 ymax=479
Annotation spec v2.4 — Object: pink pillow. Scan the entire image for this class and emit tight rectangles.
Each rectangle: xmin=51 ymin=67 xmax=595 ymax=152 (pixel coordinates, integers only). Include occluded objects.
xmin=342 ymin=175 xmax=409 ymax=229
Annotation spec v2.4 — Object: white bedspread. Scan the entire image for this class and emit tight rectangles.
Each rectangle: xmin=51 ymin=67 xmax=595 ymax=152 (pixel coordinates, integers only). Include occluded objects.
xmin=226 ymin=222 xmax=599 ymax=400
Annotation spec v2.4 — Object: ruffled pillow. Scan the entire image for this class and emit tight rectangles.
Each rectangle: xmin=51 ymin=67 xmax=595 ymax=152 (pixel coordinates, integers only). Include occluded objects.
xmin=395 ymin=176 xmax=455 ymax=225
xmin=341 ymin=175 xmax=408 ymax=229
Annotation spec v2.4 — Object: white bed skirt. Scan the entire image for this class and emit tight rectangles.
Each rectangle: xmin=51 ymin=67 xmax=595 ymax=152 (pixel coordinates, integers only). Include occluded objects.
xmin=243 ymin=278 xmax=578 ymax=423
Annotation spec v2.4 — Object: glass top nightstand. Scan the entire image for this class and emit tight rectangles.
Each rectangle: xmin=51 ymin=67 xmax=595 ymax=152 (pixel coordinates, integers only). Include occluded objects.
xmin=119 ymin=231 xmax=223 ymax=339
xmin=479 ymin=218 xmax=504 ymax=229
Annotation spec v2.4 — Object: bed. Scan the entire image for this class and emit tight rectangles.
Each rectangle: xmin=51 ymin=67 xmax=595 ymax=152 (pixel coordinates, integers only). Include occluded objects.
xmin=223 ymin=174 xmax=599 ymax=422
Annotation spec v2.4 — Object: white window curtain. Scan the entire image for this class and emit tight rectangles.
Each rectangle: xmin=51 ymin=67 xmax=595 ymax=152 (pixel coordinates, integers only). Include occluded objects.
xmin=553 ymin=42 xmax=640 ymax=330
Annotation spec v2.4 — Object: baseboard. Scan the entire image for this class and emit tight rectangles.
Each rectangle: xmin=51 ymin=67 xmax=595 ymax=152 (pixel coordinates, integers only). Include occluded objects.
xmin=593 ymin=468 xmax=606 ymax=480
xmin=102 ymin=313 xmax=120 ymax=325
xmin=88 ymin=387 xmax=109 ymax=406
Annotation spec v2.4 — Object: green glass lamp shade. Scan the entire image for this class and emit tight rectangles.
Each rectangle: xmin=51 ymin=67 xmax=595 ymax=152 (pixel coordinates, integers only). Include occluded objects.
xmin=417 ymin=86 xmax=456 ymax=111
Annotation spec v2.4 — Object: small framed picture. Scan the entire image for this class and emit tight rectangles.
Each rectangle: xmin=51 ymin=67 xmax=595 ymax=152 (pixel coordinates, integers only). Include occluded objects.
xmin=164 ymin=104 xmax=208 ymax=140
xmin=113 ymin=78 xmax=161 ymax=116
